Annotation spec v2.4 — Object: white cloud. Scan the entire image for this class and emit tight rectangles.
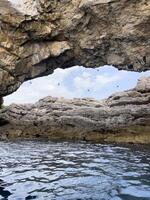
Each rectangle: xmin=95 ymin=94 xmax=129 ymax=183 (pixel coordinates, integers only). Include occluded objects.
xmin=4 ymin=67 xmax=78 ymax=105
xmin=73 ymin=71 xmax=123 ymax=97
xmin=4 ymin=66 xmax=150 ymax=105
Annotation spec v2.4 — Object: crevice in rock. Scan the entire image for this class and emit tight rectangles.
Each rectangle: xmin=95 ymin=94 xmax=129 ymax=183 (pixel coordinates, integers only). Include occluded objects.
xmin=0 ymin=118 xmax=9 ymax=126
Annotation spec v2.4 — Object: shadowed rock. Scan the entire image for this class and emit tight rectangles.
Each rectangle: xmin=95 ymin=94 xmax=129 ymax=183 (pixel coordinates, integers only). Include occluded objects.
xmin=0 ymin=77 xmax=150 ymax=143
xmin=0 ymin=98 xmax=3 ymax=109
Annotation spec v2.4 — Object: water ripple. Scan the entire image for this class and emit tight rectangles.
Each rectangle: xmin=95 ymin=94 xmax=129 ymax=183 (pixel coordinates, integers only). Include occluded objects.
xmin=0 ymin=141 xmax=149 ymax=200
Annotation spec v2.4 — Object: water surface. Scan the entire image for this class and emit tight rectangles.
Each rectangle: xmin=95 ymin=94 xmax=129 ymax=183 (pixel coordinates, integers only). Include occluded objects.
xmin=0 ymin=141 xmax=150 ymax=200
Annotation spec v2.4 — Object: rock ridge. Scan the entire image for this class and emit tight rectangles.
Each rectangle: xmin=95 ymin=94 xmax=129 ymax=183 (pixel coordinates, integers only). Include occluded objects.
xmin=0 ymin=76 xmax=150 ymax=143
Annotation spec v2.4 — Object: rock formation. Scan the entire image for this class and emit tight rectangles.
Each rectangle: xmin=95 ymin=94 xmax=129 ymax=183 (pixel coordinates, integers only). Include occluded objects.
xmin=0 ymin=0 xmax=150 ymax=143
xmin=0 ymin=77 xmax=150 ymax=143
xmin=0 ymin=98 xmax=3 ymax=109
xmin=0 ymin=0 xmax=150 ymax=97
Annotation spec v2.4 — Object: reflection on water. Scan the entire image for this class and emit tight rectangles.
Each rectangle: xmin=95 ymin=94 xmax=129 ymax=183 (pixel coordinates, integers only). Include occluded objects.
xmin=0 ymin=141 xmax=149 ymax=200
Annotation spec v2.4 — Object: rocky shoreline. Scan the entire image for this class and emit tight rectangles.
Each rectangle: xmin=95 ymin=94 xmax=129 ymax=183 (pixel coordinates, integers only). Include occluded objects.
xmin=0 ymin=0 xmax=150 ymax=143
xmin=0 ymin=76 xmax=150 ymax=143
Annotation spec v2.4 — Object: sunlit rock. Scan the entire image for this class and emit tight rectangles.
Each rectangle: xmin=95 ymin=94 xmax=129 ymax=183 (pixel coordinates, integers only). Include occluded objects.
xmin=135 ymin=76 xmax=150 ymax=93
xmin=0 ymin=0 xmax=150 ymax=97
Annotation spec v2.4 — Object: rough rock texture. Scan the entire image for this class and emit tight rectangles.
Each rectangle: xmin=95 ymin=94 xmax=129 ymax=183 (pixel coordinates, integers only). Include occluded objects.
xmin=0 ymin=0 xmax=150 ymax=97
xmin=0 ymin=77 xmax=150 ymax=143
xmin=0 ymin=98 xmax=3 ymax=108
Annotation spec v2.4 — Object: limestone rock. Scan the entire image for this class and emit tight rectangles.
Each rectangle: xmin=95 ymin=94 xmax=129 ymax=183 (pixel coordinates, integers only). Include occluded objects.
xmin=9 ymin=0 xmax=39 ymax=16
xmin=0 ymin=0 xmax=150 ymax=97
xmin=79 ymin=0 xmax=116 ymax=8
xmin=0 ymin=98 xmax=3 ymax=109
xmin=0 ymin=77 xmax=150 ymax=143
xmin=135 ymin=76 xmax=150 ymax=93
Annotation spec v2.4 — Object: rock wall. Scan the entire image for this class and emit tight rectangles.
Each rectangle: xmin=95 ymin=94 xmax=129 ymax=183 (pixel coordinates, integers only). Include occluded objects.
xmin=0 ymin=0 xmax=150 ymax=97
xmin=0 ymin=98 xmax=3 ymax=108
xmin=0 ymin=77 xmax=150 ymax=143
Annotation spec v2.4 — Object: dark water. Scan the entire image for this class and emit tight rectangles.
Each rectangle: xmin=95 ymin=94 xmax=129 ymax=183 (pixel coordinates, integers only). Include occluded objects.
xmin=0 ymin=141 xmax=150 ymax=200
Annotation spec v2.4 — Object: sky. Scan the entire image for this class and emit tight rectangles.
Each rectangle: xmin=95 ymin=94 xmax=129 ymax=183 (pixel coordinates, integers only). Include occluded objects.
xmin=4 ymin=65 xmax=150 ymax=105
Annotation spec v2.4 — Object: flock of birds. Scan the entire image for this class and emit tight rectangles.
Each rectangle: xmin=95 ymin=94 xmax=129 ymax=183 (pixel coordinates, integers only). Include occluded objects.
xmin=28 ymin=68 xmax=120 ymax=92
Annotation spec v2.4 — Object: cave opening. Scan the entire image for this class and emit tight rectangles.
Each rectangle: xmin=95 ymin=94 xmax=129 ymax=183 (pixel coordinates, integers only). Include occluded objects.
xmin=4 ymin=65 xmax=150 ymax=106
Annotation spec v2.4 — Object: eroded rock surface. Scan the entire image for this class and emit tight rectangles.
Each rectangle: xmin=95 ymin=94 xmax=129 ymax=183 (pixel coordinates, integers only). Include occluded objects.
xmin=0 ymin=0 xmax=150 ymax=97
xmin=0 ymin=77 xmax=150 ymax=143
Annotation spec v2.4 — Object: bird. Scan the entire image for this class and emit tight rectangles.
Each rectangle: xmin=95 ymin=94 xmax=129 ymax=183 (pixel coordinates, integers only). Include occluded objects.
xmin=57 ymin=83 xmax=60 ymax=86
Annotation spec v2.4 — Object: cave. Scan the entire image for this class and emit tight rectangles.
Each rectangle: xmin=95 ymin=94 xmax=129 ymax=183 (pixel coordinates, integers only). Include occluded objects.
xmin=1 ymin=1 xmax=150 ymax=200
xmin=0 ymin=0 xmax=150 ymax=143
xmin=1 ymin=65 xmax=150 ymax=143
xmin=0 ymin=0 xmax=150 ymax=98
